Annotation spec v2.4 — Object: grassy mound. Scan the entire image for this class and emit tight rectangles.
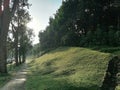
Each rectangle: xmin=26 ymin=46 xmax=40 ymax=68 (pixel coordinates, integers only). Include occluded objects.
xmin=26 ymin=47 xmax=112 ymax=90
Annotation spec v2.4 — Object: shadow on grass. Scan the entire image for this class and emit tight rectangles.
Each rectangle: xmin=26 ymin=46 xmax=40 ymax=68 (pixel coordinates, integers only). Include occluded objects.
xmin=88 ymin=46 xmax=120 ymax=54
xmin=59 ymin=85 xmax=100 ymax=90
xmin=43 ymin=84 xmax=100 ymax=90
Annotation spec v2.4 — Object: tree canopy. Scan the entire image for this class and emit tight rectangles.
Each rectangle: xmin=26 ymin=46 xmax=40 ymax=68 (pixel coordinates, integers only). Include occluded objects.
xmin=39 ymin=0 xmax=120 ymax=51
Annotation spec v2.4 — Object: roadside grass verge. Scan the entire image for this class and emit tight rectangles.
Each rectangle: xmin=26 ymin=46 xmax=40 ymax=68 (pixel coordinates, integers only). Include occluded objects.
xmin=26 ymin=47 xmax=112 ymax=90
xmin=0 ymin=63 xmax=25 ymax=87
xmin=0 ymin=74 xmax=11 ymax=87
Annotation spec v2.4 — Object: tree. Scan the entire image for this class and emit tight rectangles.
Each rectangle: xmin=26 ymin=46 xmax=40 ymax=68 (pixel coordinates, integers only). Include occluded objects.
xmin=19 ymin=27 xmax=34 ymax=63
xmin=11 ymin=8 xmax=31 ymax=65
xmin=38 ymin=0 xmax=120 ymax=51
xmin=11 ymin=7 xmax=33 ymax=65
xmin=0 ymin=0 xmax=19 ymax=74
xmin=0 ymin=0 xmax=29 ymax=74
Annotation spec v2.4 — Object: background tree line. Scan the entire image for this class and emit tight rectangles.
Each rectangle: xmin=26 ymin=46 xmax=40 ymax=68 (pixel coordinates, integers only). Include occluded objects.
xmin=10 ymin=7 xmax=33 ymax=66
xmin=39 ymin=0 xmax=120 ymax=51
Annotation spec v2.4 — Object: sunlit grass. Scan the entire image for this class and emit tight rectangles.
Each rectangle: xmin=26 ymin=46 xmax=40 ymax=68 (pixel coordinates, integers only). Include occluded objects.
xmin=26 ymin=47 xmax=112 ymax=90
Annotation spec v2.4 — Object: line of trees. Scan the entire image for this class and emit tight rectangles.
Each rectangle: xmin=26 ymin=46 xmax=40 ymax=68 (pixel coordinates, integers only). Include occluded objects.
xmin=0 ymin=0 xmax=33 ymax=75
xmin=39 ymin=0 xmax=120 ymax=51
xmin=10 ymin=7 xmax=33 ymax=66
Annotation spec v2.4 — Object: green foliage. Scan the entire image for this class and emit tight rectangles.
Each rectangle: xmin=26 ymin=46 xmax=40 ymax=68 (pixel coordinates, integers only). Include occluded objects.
xmin=61 ymin=31 xmax=79 ymax=46
xmin=26 ymin=47 xmax=112 ymax=90
xmin=115 ymin=31 xmax=120 ymax=45
xmin=79 ymin=26 xmax=120 ymax=47
xmin=38 ymin=0 xmax=119 ymax=51
xmin=10 ymin=7 xmax=34 ymax=64
xmin=31 ymin=44 xmax=40 ymax=57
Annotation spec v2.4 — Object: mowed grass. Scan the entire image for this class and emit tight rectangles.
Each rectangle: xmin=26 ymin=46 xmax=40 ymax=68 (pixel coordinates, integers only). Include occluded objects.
xmin=26 ymin=47 xmax=112 ymax=90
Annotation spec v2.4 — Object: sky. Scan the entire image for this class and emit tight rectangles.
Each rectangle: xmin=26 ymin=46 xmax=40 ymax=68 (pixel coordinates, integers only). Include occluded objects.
xmin=27 ymin=0 xmax=62 ymax=44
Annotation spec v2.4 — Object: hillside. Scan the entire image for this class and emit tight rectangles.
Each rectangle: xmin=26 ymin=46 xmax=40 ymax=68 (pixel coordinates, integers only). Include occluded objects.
xmin=26 ymin=47 xmax=115 ymax=90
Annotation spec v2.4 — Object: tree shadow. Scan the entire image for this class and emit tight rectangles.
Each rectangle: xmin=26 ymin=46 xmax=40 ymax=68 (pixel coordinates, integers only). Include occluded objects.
xmin=61 ymin=85 xmax=100 ymax=90
xmin=88 ymin=46 xmax=120 ymax=54
xmin=45 ymin=84 xmax=100 ymax=90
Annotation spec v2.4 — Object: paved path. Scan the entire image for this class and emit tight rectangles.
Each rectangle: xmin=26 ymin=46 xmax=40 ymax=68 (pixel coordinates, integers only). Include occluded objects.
xmin=0 ymin=64 xmax=28 ymax=90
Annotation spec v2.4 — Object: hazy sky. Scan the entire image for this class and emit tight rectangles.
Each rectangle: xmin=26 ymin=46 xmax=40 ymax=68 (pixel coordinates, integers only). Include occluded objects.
xmin=27 ymin=0 xmax=62 ymax=44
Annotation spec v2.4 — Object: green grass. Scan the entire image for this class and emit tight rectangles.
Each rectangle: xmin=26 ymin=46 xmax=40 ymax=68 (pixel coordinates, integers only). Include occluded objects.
xmin=0 ymin=63 xmax=25 ymax=88
xmin=0 ymin=74 xmax=11 ymax=87
xmin=26 ymin=47 xmax=113 ymax=90
xmin=0 ymin=64 xmax=14 ymax=87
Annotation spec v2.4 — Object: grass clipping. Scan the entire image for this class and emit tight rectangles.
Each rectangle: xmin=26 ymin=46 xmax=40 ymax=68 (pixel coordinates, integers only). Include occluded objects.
xmin=26 ymin=47 xmax=112 ymax=90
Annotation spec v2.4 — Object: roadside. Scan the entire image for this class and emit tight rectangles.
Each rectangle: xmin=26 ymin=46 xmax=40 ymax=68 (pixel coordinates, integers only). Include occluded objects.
xmin=0 ymin=63 xmax=28 ymax=90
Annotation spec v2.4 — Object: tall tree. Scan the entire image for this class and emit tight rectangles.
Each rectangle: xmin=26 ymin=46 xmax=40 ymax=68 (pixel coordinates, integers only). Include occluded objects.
xmin=11 ymin=8 xmax=31 ymax=65
xmin=19 ymin=26 xmax=34 ymax=63
xmin=0 ymin=0 xmax=29 ymax=74
xmin=0 ymin=0 xmax=19 ymax=74
xmin=39 ymin=0 xmax=120 ymax=51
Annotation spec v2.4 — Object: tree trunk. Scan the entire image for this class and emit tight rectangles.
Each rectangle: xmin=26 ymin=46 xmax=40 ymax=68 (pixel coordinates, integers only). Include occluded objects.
xmin=0 ymin=0 xmax=20 ymax=74
xmin=0 ymin=1 xmax=7 ymax=74
xmin=19 ymin=49 xmax=22 ymax=64
xmin=22 ymin=52 xmax=26 ymax=63
xmin=0 ymin=3 xmax=10 ymax=74
xmin=19 ymin=55 xmax=22 ymax=64
xmin=15 ymin=31 xmax=19 ymax=66
xmin=0 ymin=42 xmax=7 ymax=74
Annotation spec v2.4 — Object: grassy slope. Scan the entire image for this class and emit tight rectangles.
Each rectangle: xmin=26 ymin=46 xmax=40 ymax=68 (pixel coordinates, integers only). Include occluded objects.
xmin=26 ymin=47 xmax=113 ymax=90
